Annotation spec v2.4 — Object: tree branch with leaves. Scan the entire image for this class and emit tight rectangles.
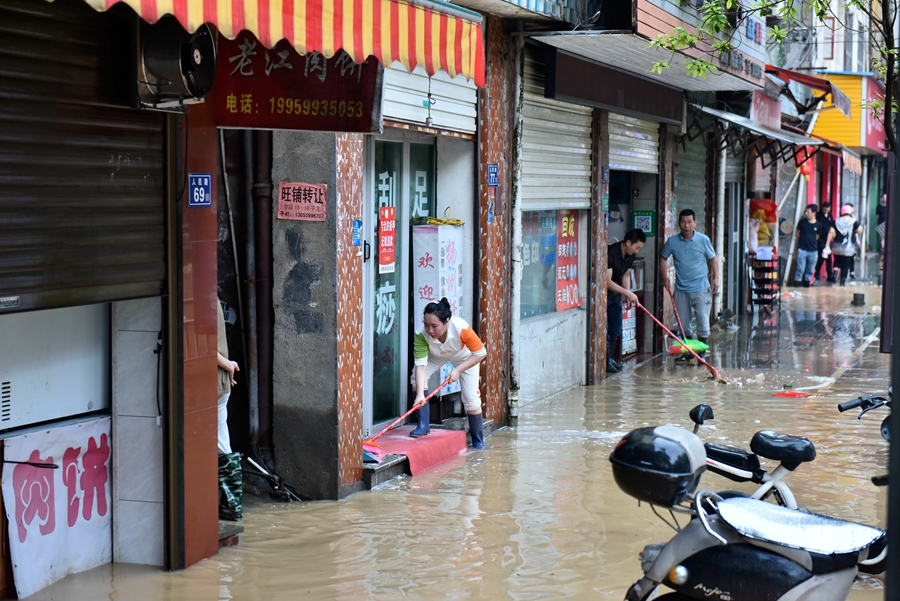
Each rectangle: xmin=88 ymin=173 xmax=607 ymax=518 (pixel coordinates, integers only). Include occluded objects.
xmin=651 ymin=0 xmax=898 ymax=151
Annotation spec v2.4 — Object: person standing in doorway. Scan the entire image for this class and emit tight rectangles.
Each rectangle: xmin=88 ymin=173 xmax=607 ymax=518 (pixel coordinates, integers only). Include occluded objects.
xmin=217 ymin=298 xmax=242 ymax=521
xmin=659 ymin=209 xmax=719 ymax=361
xmin=606 ymin=228 xmax=646 ymax=373
xmin=815 ymin=203 xmax=835 ymax=284
xmin=876 ymin=193 xmax=888 ymax=255
xmin=411 ymin=298 xmax=488 ymax=449
xmin=793 ymin=204 xmax=822 ymax=287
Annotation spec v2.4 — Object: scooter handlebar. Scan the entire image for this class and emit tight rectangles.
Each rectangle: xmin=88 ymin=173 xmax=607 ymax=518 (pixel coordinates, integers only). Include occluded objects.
xmin=838 ymin=399 xmax=863 ymax=412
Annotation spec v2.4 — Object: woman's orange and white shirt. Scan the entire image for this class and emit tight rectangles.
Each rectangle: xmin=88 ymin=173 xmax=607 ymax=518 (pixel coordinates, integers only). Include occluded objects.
xmin=413 ymin=316 xmax=486 ymax=366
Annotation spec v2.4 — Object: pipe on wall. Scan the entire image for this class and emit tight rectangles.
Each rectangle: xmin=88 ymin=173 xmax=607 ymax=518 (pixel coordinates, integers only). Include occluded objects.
xmin=715 ymin=138 xmax=726 ymax=317
xmin=253 ymin=130 xmax=274 ymax=452
xmin=243 ymin=131 xmax=260 ymax=444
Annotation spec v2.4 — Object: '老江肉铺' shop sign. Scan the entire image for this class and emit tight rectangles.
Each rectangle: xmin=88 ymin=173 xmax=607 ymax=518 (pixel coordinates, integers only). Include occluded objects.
xmin=216 ymin=31 xmax=383 ymax=132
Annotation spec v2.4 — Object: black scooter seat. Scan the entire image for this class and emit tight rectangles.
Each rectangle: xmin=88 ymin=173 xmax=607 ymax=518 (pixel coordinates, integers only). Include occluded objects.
xmin=749 ymin=430 xmax=816 ymax=469
xmin=718 ymin=497 xmax=884 ymax=556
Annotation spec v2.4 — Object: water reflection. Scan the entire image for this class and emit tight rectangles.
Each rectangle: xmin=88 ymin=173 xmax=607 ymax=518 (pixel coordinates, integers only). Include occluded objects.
xmin=32 ymin=293 xmax=888 ymax=600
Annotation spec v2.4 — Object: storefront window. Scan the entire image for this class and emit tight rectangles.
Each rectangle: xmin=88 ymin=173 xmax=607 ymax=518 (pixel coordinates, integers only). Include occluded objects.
xmin=521 ymin=210 xmax=583 ymax=319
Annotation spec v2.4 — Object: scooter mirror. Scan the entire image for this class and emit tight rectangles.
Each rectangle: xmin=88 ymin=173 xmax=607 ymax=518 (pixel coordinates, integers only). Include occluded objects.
xmin=689 ymin=404 xmax=715 ymax=432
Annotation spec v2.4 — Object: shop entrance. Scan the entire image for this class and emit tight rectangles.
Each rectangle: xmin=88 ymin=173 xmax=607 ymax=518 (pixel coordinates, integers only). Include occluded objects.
xmin=608 ymin=170 xmax=658 ymax=358
xmin=363 ymin=135 xmax=436 ymax=437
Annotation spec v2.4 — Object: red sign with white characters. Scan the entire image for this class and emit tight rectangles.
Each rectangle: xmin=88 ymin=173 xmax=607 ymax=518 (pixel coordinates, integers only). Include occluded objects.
xmin=216 ymin=31 xmax=382 ymax=132
xmin=556 ymin=210 xmax=581 ymax=311
xmin=379 ymin=206 xmax=396 ymax=274
xmin=862 ymin=77 xmax=886 ymax=154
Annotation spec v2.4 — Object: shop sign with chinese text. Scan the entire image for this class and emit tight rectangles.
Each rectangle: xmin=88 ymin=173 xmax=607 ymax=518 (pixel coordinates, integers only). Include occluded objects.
xmin=1 ymin=417 xmax=111 ymax=598
xmin=379 ymin=206 xmax=396 ymax=274
xmin=277 ymin=182 xmax=327 ymax=221
xmin=216 ymin=31 xmax=384 ymax=132
xmin=556 ymin=210 xmax=581 ymax=311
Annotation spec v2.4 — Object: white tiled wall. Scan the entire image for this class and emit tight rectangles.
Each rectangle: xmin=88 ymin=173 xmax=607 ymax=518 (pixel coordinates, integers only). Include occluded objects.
xmin=111 ymin=297 xmax=165 ymax=566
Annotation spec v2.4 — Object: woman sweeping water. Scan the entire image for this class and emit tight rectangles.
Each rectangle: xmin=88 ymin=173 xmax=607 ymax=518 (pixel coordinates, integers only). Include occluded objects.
xmin=410 ymin=298 xmax=488 ymax=449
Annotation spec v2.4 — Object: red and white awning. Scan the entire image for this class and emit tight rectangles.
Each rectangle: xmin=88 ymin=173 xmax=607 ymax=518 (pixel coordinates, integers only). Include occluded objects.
xmin=83 ymin=0 xmax=486 ymax=86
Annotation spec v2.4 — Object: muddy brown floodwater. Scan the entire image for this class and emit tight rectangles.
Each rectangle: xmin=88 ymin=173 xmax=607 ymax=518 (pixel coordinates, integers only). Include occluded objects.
xmin=34 ymin=283 xmax=889 ymax=600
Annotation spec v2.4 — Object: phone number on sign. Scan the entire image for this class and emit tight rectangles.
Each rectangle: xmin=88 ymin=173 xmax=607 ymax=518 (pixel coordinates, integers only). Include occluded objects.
xmin=269 ymin=98 xmax=365 ymax=118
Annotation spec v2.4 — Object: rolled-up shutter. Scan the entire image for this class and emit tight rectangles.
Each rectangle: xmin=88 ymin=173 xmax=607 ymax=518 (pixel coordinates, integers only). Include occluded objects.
xmin=609 ymin=113 xmax=659 ymax=173
xmin=0 ymin=0 xmax=166 ymax=313
xmin=521 ymin=45 xmax=593 ymax=210
xmin=383 ymin=62 xmax=476 ymax=134
xmin=675 ymin=135 xmax=708 ymax=232
xmin=725 ymin=150 xmax=745 ymax=182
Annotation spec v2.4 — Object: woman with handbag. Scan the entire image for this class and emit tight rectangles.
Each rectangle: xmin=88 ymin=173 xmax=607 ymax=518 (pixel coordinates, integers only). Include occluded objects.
xmin=825 ymin=204 xmax=863 ymax=286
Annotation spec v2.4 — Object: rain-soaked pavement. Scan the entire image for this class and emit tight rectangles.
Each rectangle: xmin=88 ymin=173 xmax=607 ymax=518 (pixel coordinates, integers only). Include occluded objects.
xmin=33 ymin=281 xmax=890 ymax=601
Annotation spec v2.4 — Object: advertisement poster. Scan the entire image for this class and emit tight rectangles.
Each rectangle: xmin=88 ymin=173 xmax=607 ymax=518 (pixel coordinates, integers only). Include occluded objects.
xmin=1 ymin=417 xmax=111 ymax=598
xmin=277 ymin=182 xmax=327 ymax=221
xmin=379 ymin=206 xmax=396 ymax=274
xmin=556 ymin=210 xmax=581 ymax=311
xmin=412 ymin=225 xmax=465 ymax=395
xmin=216 ymin=31 xmax=383 ymax=132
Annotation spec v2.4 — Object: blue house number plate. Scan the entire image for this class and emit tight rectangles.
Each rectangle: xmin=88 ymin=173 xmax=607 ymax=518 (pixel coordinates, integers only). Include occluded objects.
xmin=188 ymin=173 xmax=212 ymax=207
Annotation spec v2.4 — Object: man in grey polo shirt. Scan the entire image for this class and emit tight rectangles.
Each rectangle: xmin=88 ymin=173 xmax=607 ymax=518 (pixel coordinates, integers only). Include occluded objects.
xmin=659 ymin=209 xmax=719 ymax=361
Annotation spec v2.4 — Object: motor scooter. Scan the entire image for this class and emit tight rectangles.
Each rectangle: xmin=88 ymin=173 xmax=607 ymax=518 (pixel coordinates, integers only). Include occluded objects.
xmin=688 ymin=404 xmax=814 ymax=508
xmin=611 ymin=424 xmax=887 ymax=601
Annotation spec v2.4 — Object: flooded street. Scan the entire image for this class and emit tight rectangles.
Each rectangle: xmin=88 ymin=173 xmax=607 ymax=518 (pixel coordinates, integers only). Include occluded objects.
xmin=34 ymin=284 xmax=890 ymax=601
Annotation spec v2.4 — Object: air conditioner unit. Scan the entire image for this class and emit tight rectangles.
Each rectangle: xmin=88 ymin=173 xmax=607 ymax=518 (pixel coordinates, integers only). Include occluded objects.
xmin=137 ymin=16 xmax=216 ymax=112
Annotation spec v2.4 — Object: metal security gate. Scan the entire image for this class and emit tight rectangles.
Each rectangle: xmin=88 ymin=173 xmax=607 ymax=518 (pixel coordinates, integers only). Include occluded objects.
xmin=522 ymin=45 xmax=593 ymax=209
xmin=609 ymin=113 xmax=659 ymax=174
xmin=383 ymin=62 xmax=477 ymax=134
xmin=0 ymin=0 xmax=167 ymax=313
xmin=675 ymin=135 xmax=708 ymax=233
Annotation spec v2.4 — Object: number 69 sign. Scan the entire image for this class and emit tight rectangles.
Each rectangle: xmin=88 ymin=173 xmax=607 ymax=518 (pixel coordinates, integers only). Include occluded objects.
xmin=188 ymin=173 xmax=212 ymax=207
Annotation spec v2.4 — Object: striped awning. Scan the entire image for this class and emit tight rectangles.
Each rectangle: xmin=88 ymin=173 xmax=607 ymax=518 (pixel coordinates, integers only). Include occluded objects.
xmin=83 ymin=0 xmax=486 ymax=86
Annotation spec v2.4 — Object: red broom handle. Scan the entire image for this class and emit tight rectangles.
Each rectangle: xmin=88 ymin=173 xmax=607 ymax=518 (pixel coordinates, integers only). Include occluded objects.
xmin=636 ymin=302 xmax=721 ymax=381
xmin=666 ymin=286 xmax=688 ymax=341
xmin=364 ymin=377 xmax=452 ymax=445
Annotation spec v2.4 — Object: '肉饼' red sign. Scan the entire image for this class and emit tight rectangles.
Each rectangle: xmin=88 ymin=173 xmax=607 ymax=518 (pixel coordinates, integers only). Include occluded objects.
xmin=216 ymin=31 xmax=383 ymax=132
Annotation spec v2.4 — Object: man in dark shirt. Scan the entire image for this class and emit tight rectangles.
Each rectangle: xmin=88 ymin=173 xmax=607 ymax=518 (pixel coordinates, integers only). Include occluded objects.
xmin=815 ymin=203 xmax=835 ymax=284
xmin=794 ymin=204 xmax=822 ymax=287
xmin=606 ymin=228 xmax=646 ymax=373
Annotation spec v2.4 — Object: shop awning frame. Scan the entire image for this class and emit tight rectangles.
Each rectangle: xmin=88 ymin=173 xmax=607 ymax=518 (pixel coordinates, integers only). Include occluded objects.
xmin=685 ymin=104 xmax=825 ymax=169
xmin=765 ymin=65 xmax=851 ymax=118
xmin=81 ymin=0 xmax=486 ymax=86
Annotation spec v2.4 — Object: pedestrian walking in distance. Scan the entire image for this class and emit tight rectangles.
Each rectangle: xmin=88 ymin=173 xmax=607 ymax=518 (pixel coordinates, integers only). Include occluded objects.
xmin=826 ymin=204 xmax=863 ymax=287
xmin=814 ymin=203 xmax=835 ymax=284
xmin=606 ymin=228 xmax=646 ymax=373
xmin=410 ymin=298 xmax=488 ymax=449
xmin=794 ymin=204 xmax=823 ymax=287
xmin=659 ymin=209 xmax=719 ymax=361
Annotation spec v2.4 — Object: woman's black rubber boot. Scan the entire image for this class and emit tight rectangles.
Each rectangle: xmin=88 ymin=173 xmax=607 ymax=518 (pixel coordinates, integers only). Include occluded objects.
xmin=467 ymin=413 xmax=485 ymax=450
xmin=409 ymin=403 xmax=430 ymax=437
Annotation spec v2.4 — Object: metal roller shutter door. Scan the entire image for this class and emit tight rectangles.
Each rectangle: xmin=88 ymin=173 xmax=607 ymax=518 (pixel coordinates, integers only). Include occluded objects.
xmin=383 ymin=62 xmax=477 ymax=134
xmin=675 ymin=135 xmax=708 ymax=232
xmin=522 ymin=45 xmax=593 ymax=210
xmin=609 ymin=113 xmax=659 ymax=173
xmin=0 ymin=0 xmax=167 ymax=313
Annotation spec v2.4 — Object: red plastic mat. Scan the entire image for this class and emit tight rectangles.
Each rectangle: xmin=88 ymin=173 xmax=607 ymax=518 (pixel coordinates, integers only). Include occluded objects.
xmin=375 ymin=427 xmax=467 ymax=475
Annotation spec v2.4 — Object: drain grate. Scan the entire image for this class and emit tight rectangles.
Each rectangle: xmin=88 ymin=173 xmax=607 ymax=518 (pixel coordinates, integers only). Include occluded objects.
xmin=1 ymin=381 xmax=10 ymax=422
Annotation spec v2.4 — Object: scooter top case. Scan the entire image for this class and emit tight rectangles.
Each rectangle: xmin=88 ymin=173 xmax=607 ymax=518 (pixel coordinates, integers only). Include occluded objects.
xmin=625 ymin=497 xmax=885 ymax=601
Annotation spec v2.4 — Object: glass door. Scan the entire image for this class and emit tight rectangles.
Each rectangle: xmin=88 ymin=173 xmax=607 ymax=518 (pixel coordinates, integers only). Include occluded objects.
xmin=363 ymin=136 xmax=435 ymax=436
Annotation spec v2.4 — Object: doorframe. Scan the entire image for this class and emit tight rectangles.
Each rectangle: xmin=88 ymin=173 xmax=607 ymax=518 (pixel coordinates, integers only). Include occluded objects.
xmin=362 ymin=131 xmax=437 ymax=438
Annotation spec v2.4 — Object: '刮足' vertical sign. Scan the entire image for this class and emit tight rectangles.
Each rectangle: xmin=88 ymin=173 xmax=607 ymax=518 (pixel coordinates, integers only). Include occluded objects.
xmin=556 ymin=210 xmax=581 ymax=311
xmin=379 ymin=206 xmax=396 ymax=274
